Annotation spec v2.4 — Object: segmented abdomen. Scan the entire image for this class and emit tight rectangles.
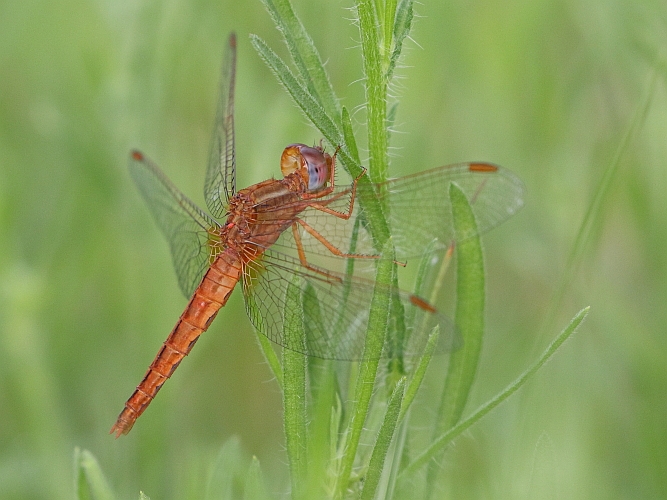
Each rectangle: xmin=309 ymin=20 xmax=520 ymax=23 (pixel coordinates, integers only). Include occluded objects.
xmin=110 ymin=249 xmax=242 ymax=437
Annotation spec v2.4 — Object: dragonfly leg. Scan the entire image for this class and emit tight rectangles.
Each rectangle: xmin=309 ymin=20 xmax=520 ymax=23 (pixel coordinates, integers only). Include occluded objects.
xmin=293 ymin=218 xmax=381 ymax=262
xmin=292 ymin=218 xmax=407 ymax=269
xmin=290 ymin=223 xmax=343 ymax=283
xmin=305 ymin=166 xmax=367 ymax=219
xmin=300 ymin=145 xmax=366 ymax=206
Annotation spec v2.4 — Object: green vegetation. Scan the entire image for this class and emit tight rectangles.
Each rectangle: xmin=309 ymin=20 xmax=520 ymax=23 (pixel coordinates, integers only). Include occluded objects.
xmin=1 ymin=0 xmax=665 ymax=498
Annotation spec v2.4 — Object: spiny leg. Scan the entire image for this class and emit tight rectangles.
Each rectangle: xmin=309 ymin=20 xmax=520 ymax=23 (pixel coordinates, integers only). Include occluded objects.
xmin=291 ymin=218 xmax=407 ymax=272
xmin=290 ymin=223 xmax=344 ymax=283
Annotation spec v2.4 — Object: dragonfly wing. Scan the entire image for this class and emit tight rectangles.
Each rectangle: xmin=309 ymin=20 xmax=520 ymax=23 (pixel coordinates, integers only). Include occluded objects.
xmin=129 ymin=150 xmax=219 ymax=297
xmin=261 ymin=163 xmax=523 ymax=262
xmin=241 ymin=246 xmax=456 ymax=361
xmin=204 ymin=32 xmax=237 ymax=218
xmin=257 ymin=184 xmax=381 ymax=261
xmin=375 ymin=162 xmax=525 ymax=258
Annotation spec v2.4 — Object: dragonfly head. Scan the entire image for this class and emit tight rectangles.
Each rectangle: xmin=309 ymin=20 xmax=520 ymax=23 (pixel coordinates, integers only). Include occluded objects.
xmin=280 ymin=143 xmax=332 ymax=192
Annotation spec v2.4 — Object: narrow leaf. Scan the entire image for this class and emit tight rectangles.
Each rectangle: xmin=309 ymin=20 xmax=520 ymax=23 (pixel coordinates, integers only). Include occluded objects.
xmin=399 ymin=325 xmax=439 ymax=421
xmin=74 ymin=447 xmax=115 ymax=500
xmin=360 ymin=377 xmax=406 ymax=500
xmin=251 ymin=35 xmax=342 ymax=150
xmin=399 ymin=307 xmax=590 ymax=479
xmin=341 ymin=106 xmax=361 ymax=165
xmin=383 ymin=0 xmax=398 ymax=70
xmin=386 ymin=101 xmax=398 ymax=143
xmin=243 ymin=456 xmax=270 ymax=500
xmin=260 ymin=0 xmax=341 ymax=121
xmin=305 ymin=360 xmax=336 ymax=499
xmin=283 ymin=276 xmax=308 ymax=499
xmin=335 ymin=245 xmax=394 ymax=498
xmin=437 ymin=183 xmax=485 ymax=431
xmin=255 ymin=331 xmax=283 ymax=390
xmin=540 ymin=65 xmax=658 ymax=341
xmin=205 ymin=436 xmax=247 ymax=500
xmin=386 ymin=0 xmax=414 ymax=81
xmin=426 ymin=182 xmax=485 ymax=494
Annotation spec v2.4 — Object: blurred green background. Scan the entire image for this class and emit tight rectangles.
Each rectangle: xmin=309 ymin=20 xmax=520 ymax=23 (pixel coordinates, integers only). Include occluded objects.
xmin=1 ymin=0 xmax=666 ymax=498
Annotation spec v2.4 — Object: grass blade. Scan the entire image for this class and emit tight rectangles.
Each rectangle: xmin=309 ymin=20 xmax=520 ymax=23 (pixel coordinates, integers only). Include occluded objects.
xmin=399 ymin=325 xmax=439 ymax=421
xmin=399 ymin=306 xmax=590 ymax=480
xmin=386 ymin=0 xmax=414 ymax=80
xmin=425 ymin=182 xmax=485 ymax=496
xmin=255 ymin=331 xmax=283 ymax=390
xmin=360 ymin=377 xmax=406 ymax=500
xmin=243 ymin=456 xmax=271 ymax=500
xmin=437 ymin=183 xmax=486 ymax=430
xmin=259 ymin=0 xmax=340 ymax=121
xmin=283 ymin=276 xmax=308 ymax=500
xmin=540 ymin=64 xmax=659 ymax=341
xmin=305 ymin=360 xmax=336 ymax=498
xmin=74 ymin=448 xmax=115 ymax=500
xmin=205 ymin=437 xmax=247 ymax=500
xmin=341 ymin=106 xmax=361 ymax=165
xmin=251 ymin=35 xmax=342 ymax=150
xmin=334 ymin=245 xmax=394 ymax=499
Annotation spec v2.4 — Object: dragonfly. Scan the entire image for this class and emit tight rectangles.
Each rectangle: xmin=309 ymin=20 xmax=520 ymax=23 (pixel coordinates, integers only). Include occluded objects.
xmin=110 ymin=33 xmax=524 ymax=437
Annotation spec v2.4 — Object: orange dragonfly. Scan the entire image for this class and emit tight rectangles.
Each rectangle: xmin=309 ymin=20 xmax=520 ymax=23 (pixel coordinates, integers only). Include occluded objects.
xmin=111 ymin=33 xmax=524 ymax=437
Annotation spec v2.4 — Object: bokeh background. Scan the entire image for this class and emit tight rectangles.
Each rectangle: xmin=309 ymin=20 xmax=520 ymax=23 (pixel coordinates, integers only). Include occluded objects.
xmin=1 ymin=0 xmax=666 ymax=498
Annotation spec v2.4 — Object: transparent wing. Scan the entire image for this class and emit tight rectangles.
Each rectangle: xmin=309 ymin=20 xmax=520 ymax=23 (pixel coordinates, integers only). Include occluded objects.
xmin=379 ymin=162 xmax=525 ymax=256
xmin=204 ymin=32 xmax=237 ymax=218
xmin=241 ymin=246 xmax=456 ymax=361
xmin=129 ymin=150 xmax=219 ymax=297
xmin=264 ymin=162 xmax=524 ymax=260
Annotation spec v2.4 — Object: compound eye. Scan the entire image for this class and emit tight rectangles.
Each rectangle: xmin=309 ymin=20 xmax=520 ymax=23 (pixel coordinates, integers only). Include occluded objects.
xmin=300 ymin=147 xmax=330 ymax=191
xmin=280 ymin=143 xmax=331 ymax=191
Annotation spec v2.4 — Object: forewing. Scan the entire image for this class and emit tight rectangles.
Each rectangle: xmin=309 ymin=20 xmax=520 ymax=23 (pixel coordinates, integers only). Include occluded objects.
xmin=129 ymin=151 xmax=219 ymax=297
xmin=258 ymin=183 xmax=381 ymax=262
xmin=258 ymin=163 xmax=524 ymax=262
xmin=377 ymin=163 xmax=525 ymax=257
xmin=241 ymin=246 xmax=456 ymax=361
xmin=204 ymin=32 xmax=237 ymax=218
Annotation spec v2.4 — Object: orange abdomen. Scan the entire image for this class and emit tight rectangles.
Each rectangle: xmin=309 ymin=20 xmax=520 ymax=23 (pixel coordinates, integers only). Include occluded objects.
xmin=110 ymin=249 xmax=242 ymax=437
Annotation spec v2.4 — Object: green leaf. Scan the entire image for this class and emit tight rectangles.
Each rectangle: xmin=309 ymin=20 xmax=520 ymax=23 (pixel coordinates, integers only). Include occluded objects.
xmin=405 ymin=239 xmax=452 ymax=328
xmin=251 ymin=35 xmax=342 ymax=153
xmin=73 ymin=447 xmax=115 ymax=500
xmin=399 ymin=307 xmax=590 ymax=480
xmin=386 ymin=101 xmax=398 ymax=143
xmin=539 ymin=64 xmax=658 ymax=341
xmin=283 ymin=276 xmax=308 ymax=500
xmin=305 ymin=359 xmax=336 ymax=498
xmin=399 ymin=325 xmax=439 ymax=421
xmin=425 ymin=182 xmax=485 ymax=495
xmin=334 ymin=244 xmax=394 ymax=498
xmin=360 ymin=377 xmax=406 ymax=500
xmin=383 ymin=0 xmax=398 ymax=69
xmin=437 ymin=183 xmax=486 ymax=431
xmin=259 ymin=0 xmax=341 ymax=122
xmin=255 ymin=331 xmax=283 ymax=390
xmin=386 ymin=0 xmax=414 ymax=81
xmin=205 ymin=437 xmax=247 ymax=500
xmin=341 ymin=106 xmax=360 ymax=165
xmin=243 ymin=456 xmax=271 ymax=500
